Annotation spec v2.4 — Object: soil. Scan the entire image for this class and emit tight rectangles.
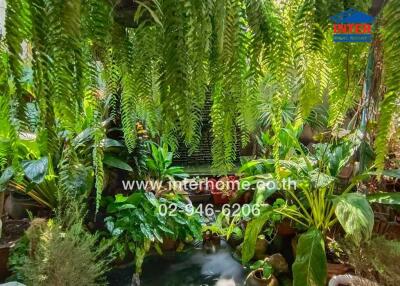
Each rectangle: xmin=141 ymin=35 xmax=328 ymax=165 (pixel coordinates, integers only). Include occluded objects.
xmin=0 ymin=218 xmax=30 ymax=247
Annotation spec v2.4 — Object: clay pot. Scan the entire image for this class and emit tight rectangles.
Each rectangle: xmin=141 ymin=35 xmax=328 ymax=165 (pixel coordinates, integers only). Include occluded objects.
xmin=161 ymin=238 xmax=178 ymax=251
xmin=203 ymin=232 xmax=221 ymax=247
xmin=277 ymin=219 xmax=296 ymax=237
xmin=264 ymin=254 xmax=289 ymax=274
xmin=5 ymin=192 xmax=41 ymax=219
xmin=253 ymin=237 xmax=268 ymax=260
xmin=227 ymin=231 xmax=243 ymax=248
xmin=338 ymin=163 xmax=354 ymax=180
xmin=299 ymin=124 xmax=316 ymax=145
xmin=245 ymin=269 xmax=279 ymax=286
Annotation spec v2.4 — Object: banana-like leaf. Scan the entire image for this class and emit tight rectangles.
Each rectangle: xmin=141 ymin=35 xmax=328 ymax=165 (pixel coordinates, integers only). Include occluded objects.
xmin=22 ymin=157 xmax=49 ymax=184
xmin=334 ymin=193 xmax=374 ymax=245
xmin=292 ymin=228 xmax=327 ymax=286
xmin=367 ymin=192 xmax=400 ymax=205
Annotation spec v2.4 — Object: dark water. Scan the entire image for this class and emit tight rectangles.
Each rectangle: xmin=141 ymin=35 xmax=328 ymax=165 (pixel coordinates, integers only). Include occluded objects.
xmin=108 ymin=242 xmax=246 ymax=286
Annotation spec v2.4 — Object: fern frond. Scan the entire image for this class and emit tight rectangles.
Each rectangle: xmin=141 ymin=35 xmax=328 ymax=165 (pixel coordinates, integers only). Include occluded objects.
xmin=375 ymin=0 xmax=400 ymax=171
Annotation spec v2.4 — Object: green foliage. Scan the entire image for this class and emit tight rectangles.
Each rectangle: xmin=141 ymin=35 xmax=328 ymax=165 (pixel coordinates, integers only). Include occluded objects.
xmin=7 ymin=234 xmax=30 ymax=282
xmin=375 ymin=0 xmax=400 ymax=172
xmin=367 ymin=191 xmax=400 ymax=205
xmin=11 ymin=200 xmax=111 ymax=286
xmin=344 ymin=236 xmax=400 ymax=286
xmin=105 ymin=192 xmax=202 ymax=274
xmin=3 ymin=0 xmax=392 ymax=172
xmin=292 ymin=228 xmax=327 ymax=286
xmin=334 ymin=193 xmax=374 ymax=246
xmin=146 ymin=141 xmax=188 ymax=182
xmin=250 ymin=260 xmax=273 ymax=280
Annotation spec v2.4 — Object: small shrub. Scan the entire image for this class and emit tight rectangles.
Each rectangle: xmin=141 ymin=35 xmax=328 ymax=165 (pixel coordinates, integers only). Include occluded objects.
xmin=343 ymin=236 xmax=400 ymax=286
xmin=10 ymin=203 xmax=111 ymax=286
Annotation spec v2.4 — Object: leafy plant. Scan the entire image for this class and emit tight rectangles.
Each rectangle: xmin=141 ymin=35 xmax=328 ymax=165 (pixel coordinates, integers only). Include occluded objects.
xmin=104 ymin=191 xmax=202 ymax=277
xmin=250 ymin=260 xmax=273 ymax=280
xmin=10 ymin=201 xmax=111 ymax=286
xmin=146 ymin=141 xmax=188 ymax=182
xmin=292 ymin=228 xmax=327 ymax=286
xmin=343 ymin=235 xmax=400 ymax=286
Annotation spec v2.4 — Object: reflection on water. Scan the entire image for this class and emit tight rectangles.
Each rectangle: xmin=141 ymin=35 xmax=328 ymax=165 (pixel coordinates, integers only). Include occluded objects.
xmin=108 ymin=241 xmax=246 ymax=286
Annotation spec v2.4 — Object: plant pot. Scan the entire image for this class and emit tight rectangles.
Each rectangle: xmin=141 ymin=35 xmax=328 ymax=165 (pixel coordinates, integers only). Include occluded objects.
xmin=211 ymin=189 xmax=232 ymax=205
xmin=338 ymin=163 xmax=354 ymax=180
xmin=264 ymin=253 xmax=289 ymax=274
xmin=188 ymin=193 xmax=211 ymax=204
xmin=245 ymin=269 xmax=279 ymax=286
xmin=161 ymin=238 xmax=178 ymax=251
xmin=0 ymin=244 xmax=11 ymax=282
xmin=5 ymin=192 xmax=42 ymax=219
xmin=277 ymin=219 xmax=296 ymax=237
xmin=253 ymin=237 xmax=268 ymax=260
xmin=238 ymin=190 xmax=253 ymax=204
xmin=299 ymin=124 xmax=316 ymax=145
xmin=327 ymin=263 xmax=352 ymax=280
xmin=227 ymin=232 xmax=243 ymax=248
xmin=203 ymin=232 xmax=221 ymax=247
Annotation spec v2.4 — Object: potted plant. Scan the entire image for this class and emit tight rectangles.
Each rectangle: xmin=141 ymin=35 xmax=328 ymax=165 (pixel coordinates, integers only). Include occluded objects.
xmin=202 ymin=226 xmax=222 ymax=248
xmin=185 ymin=177 xmax=212 ymax=204
xmin=105 ymin=191 xmax=202 ymax=283
xmin=245 ymin=260 xmax=278 ymax=286
xmin=211 ymin=176 xmax=236 ymax=205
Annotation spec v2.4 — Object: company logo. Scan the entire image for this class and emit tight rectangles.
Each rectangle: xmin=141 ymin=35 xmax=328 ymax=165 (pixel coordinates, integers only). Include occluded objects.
xmin=330 ymin=8 xmax=374 ymax=42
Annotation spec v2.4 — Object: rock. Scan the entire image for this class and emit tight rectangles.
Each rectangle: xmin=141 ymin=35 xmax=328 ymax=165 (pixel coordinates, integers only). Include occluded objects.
xmin=0 ymin=283 xmax=26 ymax=286
xmin=264 ymin=253 xmax=289 ymax=274
xmin=215 ymin=278 xmax=236 ymax=286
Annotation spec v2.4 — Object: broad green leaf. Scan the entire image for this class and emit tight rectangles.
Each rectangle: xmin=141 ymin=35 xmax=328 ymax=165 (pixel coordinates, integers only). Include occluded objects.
xmin=103 ymin=138 xmax=124 ymax=148
xmin=334 ymin=193 xmax=374 ymax=245
xmin=115 ymin=194 xmax=128 ymax=203
xmin=381 ymin=169 xmax=400 ymax=178
xmin=367 ymin=192 xmax=400 ymax=205
xmin=309 ymin=170 xmax=335 ymax=188
xmin=103 ymin=154 xmax=133 ymax=171
xmin=22 ymin=157 xmax=48 ymax=184
xmin=292 ymin=228 xmax=327 ymax=286
xmin=242 ymin=206 xmax=273 ymax=263
xmin=140 ymin=223 xmax=155 ymax=241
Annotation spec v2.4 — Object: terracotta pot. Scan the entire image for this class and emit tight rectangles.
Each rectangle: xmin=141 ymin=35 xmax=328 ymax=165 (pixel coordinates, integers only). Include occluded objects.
xmin=5 ymin=192 xmax=42 ymax=219
xmin=277 ymin=219 xmax=296 ymax=237
xmin=161 ymin=238 xmax=178 ymax=251
xmin=0 ymin=245 xmax=11 ymax=281
xmin=299 ymin=124 xmax=316 ymax=145
xmin=211 ymin=189 xmax=232 ymax=205
xmin=253 ymin=237 xmax=268 ymax=260
xmin=245 ymin=269 xmax=279 ymax=286
xmin=264 ymin=254 xmax=289 ymax=274
xmin=227 ymin=232 xmax=243 ymax=248
xmin=327 ymin=263 xmax=352 ymax=280
xmin=203 ymin=232 xmax=221 ymax=246
xmin=338 ymin=164 xmax=354 ymax=180
xmin=238 ymin=191 xmax=253 ymax=204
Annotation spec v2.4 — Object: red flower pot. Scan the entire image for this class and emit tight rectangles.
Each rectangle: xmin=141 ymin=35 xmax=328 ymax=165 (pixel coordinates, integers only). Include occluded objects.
xmin=211 ymin=189 xmax=232 ymax=205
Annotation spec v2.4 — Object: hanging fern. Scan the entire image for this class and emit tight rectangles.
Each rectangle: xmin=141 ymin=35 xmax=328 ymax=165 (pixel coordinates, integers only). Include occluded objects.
xmin=375 ymin=0 xmax=400 ymax=171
